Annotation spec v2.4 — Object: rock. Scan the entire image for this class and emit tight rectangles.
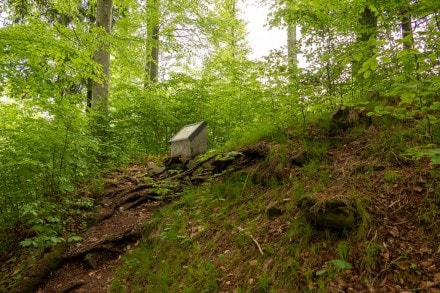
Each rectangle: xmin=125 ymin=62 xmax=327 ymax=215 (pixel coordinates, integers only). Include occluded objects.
xmin=147 ymin=162 xmax=166 ymax=175
xmin=329 ymin=106 xmax=371 ymax=135
xmin=201 ymin=162 xmax=213 ymax=170
xmin=297 ymin=197 xmax=358 ymax=230
xmin=186 ymin=159 xmax=198 ymax=170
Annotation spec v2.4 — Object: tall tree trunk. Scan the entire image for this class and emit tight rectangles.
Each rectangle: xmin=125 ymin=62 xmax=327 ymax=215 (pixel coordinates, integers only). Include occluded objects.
xmin=354 ymin=6 xmax=377 ymax=96
xmin=400 ymin=5 xmax=417 ymax=78
xmin=91 ymin=0 xmax=113 ymax=136
xmin=287 ymin=22 xmax=298 ymax=83
xmin=144 ymin=0 xmax=160 ymax=86
xmin=230 ymin=0 xmax=237 ymax=58
xmin=400 ymin=8 xmax=413 ymax=50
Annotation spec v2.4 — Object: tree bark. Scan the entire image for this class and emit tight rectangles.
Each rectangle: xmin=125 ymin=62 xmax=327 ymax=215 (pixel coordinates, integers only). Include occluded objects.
xmin=287 ymin=22 xmax=298 ymax=83
xmin=400 ymin=8 xmax=413 ymax=50
xmin=399 ymin=4 xmax=417 ymax=79
xmin=91 ymin=0 xmax=113 ymax=135
xmin=354 ymin=7 xmax=377 ymax=95
xmin=145 ymin=0 xmax=160 ymax=86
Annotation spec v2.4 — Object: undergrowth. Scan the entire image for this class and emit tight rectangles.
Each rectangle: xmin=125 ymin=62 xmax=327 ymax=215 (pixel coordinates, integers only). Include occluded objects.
xmin=108 ymin=116 xmax=438 ymax=291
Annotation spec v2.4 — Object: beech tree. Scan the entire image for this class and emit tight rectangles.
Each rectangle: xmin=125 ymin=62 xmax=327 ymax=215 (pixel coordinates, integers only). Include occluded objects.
xmin=91 ymin=0 xmax=113 ymax=137
xmin=145 ymin=0 xmax=160 ymax=85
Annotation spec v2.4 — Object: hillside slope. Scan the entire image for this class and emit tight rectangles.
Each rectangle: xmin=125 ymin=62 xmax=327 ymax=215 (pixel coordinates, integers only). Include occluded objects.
xmin=6 ymin=115 xmax=440 ymax=293
xmin=109 ymin=119 xmax=439 ymax=292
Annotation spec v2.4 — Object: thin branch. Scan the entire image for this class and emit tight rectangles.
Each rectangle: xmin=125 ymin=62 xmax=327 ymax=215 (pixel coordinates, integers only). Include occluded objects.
xmin=250 ymin=234 xmax=264 ymax=256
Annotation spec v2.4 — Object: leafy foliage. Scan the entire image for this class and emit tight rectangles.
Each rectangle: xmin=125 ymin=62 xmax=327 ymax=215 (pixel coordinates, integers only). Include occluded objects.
xmin=0 ymin=0 xmax=439 ymax=263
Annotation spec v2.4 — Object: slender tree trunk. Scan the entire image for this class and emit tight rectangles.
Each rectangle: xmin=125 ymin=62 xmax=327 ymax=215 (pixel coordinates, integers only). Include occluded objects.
xmin=399 ymin=5 xmax=417 ymax=79
xmin=144 ymin=0 xmax=160 ymax=87
xmin=354 ymin=6 xmax=377 ymax=96
xmin=91 ymin=0 xmax=113 ymax=136
xmin=230 ymin=0 xmax=237 ymax=58
xmin=287 ymin=22 xmax=298 ymax=83
xmin=148 ymin=25 xmax=159 ymax=83
xmin=86 ymin=78 xmax=92 ymax=110
xmin=400 ymin=8 xmax=413 ymax=50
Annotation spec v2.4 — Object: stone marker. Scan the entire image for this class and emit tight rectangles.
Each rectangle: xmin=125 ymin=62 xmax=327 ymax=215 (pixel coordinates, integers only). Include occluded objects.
xmin=169 ymin=121 xmax=207 ymax=158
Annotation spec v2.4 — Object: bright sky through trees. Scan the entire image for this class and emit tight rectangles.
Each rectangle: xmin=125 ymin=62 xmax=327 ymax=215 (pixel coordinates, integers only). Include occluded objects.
xmin=241 ymin=1 xmax=286 ymax=59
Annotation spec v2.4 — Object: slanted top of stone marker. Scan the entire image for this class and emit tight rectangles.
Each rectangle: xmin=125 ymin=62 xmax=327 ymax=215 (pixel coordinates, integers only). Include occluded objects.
xmin=169 ymin=121 xmax=207 ymax=143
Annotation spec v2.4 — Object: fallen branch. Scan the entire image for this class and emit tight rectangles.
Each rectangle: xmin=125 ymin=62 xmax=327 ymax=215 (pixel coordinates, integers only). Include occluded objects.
xmin=250 ymin=234 xmax=264 ymax=256
xmin=237 ymin=227 xmax=264 ymax=256
xmin=60 ymin=280 xmax=86 ymax=293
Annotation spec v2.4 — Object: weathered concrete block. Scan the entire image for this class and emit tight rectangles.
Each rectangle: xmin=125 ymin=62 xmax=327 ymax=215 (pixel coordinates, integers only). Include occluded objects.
xmin=169 ymin=121 xmax=207 ymax=158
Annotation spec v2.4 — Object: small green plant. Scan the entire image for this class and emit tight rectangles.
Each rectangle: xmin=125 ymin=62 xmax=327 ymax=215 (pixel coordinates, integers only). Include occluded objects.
xmin=362 ymin=242 xmax=381 ymax=271
xmin=257 ymin=275 xmax=271 ymax=292
xmin=410 ymin=263 xmax=422 ymax=276
xmin=316 ymin=259 xmax=352 ymax=277
xmin=405 ymin=144 xmax=440 ymax=165
xmin=19 ymin=199 xmax=87 ymax=248
xmin=337 ymin=240 xmax=350 ymax=260
xmin=384 ymin=170 xmax=398 ymax=183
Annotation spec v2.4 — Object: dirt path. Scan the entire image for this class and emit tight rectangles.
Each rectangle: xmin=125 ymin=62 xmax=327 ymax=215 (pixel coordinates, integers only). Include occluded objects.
xmin=39 ymin=201 xmax=159 ymax=293
xmin=33 ymin=152 xmax=244 ymax=293
xmin=35 ymin=165 xmax=165 ymax=293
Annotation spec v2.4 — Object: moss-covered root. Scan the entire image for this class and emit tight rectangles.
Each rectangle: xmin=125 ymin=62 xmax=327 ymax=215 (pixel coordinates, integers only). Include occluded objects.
xmin=11 ymin=243 xmax=68 ymax=293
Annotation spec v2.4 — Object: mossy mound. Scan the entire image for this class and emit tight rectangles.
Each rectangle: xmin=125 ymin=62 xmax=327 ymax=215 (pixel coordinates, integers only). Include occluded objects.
xmin=297 ymin=196 xmax=359 ymax=230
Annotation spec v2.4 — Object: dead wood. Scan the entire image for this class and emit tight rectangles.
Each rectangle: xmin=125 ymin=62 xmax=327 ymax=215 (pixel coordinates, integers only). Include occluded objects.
xmin=122 ymin=196 xmax=157 ymax=210
xmin=102 ymin=185 xmax=131 ymax=198
xmin=67 ymin=229 xmax=142 ymax=260
xmin=119 ymin=182 xmax=154 ymax=197
xmin=168 ymin=154 xmax=217 ymax=181
xmin=60 ymin=280 xmax=86 ymax=293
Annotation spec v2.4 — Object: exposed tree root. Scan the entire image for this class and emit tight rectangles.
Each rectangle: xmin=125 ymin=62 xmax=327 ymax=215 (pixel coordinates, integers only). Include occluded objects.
xmin=67 ymin=228 xmax=143 ymax=260
xmin=60 ymin=280 xmax=86 ymax=293
xmin=11 ymin=148 xmax=269 ymax=292
xmin=11 ymin=244 xmax=69 ymax=293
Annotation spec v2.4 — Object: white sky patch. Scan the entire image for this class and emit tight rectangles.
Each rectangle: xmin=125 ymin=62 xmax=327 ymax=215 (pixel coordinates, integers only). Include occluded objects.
xmin=241 ymin=2 xmax=286 ymax=60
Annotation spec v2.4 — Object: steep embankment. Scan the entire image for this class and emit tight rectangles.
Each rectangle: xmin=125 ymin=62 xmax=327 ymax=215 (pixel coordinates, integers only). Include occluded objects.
xmin=109 ymin=119 xmax=439 ymax=292
xmin=8 ymin=114 xmax=440 ymax=292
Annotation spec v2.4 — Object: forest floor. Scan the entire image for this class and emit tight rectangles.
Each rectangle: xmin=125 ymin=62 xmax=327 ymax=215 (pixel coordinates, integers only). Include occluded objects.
xmin=6 ymin=116 xmax=440 ymax=292
xmin=37 ymin=165 xmax=163 ymax=293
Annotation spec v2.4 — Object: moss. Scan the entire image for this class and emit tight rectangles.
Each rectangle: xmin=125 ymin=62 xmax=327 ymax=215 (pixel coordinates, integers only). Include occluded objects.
xmin=11 ymin=243 xmax=68 ymax=293
xmin=298 ymin=197 xmax=358 ymax=230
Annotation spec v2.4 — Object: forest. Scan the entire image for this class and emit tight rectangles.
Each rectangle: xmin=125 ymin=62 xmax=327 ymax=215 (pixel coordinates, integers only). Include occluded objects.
xmin=1 ymin=0 xmax=440 ymax=291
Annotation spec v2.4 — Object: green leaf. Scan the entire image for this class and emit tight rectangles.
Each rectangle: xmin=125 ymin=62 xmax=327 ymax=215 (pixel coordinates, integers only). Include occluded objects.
xmin=431 ymin=156 xmax=440 ymax=165
xmin=20 ymin=239 xmax=34 ymax=247
xmin=67 ymin=235 xmax=83 ymax=243
xmin=370 ymin=59 xmax=378 ymax=71
xmin=353 ymin=52 xmax=363 ymax=62
xmin=316 ymin=269 xmax=327 ymax=276
xmin=429 ymin=53 xmax=437 ymax=63
xmin=381 ymin=56 xmax=391 ymax=63
xmin=429 ymin=102 xmax=440 ymax=110
xmin=363 ymin=70 xmax=371 ymax=79
xmin=329 ymin=259 xmax=352 ymax=270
